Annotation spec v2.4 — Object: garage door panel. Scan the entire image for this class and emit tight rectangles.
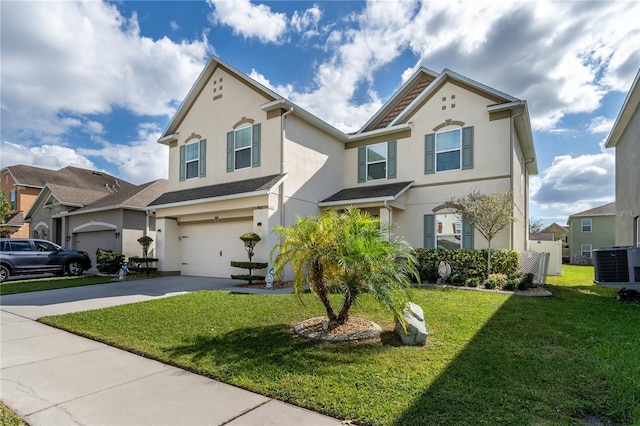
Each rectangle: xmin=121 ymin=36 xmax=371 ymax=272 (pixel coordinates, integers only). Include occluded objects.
xmin=180 ymin=221 xmax=253 ymax=278
xmin=75 ymin=231 xmax=116 ymax=273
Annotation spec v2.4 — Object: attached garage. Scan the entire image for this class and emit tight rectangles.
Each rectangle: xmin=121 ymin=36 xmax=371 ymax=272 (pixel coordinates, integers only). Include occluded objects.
xmin=74 ymin=230 xmax=117 ymax=273
xmin=179 ymin=219 xmax=254 ymax=277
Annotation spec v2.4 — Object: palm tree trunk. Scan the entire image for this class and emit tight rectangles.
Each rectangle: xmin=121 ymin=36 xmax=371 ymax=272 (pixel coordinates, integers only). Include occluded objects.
xmin=336 ymin=292 xmax=353 ymax=325
xmin=310 ymin=259 xmax=337 ymax=321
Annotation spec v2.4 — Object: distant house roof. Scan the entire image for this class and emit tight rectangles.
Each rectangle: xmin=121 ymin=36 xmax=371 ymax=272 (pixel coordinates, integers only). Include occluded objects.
xmin=605 ymin=69 xmax=640 ymax=149
xmin=567 ymin=202 xmax=616 ymax=224
xmin=1 ymin=164 xmax=135 ymax=191
xmin=67 ymin=180 xmax=169 ymax=215
xmin=529 ymin=232 xmax=554 ymax=241
xmin=319 ymin=181 xmax=413 ymax=207
xmin=148 ymin=174 xmax=286 ymax=208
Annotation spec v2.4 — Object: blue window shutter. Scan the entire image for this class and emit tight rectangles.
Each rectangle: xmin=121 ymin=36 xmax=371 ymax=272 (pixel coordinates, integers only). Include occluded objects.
xmin=358 ymin=146 xmax=366 ymax=183
xmin=199 ymin=139 xmax=206 ymax=177
xmin=388 ymin=140 xmax=397 ymax=179
xmin=424 ymin=214 xmax=435 ymax=248
xmin=226 ymin=131 xmax=234 ymax=172
xmin=252 ymin=123 xmax=261 ymax=168
xmin=425 ymin=134 xmax=435 ymax=174
xmin=462 ymin=221 xmax=474 ymax=249
xmin=179 ymin=145 xmax=186 ymax=181
xmin=462 ymin=126 xmax=474 ymax=170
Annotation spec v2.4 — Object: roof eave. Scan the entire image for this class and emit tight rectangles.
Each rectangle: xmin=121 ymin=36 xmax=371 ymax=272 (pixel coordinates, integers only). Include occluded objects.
xmin=605 ymin=69 xmax=640 ymax=149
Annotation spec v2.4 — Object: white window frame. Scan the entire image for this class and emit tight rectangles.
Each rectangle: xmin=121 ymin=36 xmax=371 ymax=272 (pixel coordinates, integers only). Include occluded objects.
xmin=234 ymin=126 xmax=252 ymax=170
xmin=436 ymin=213 xmax=462 ymax=249
xmin=184 ymin=140 xmax=200 ymax=180
xmin=435 ymin=128 xmax=462 ymax=172
xmin=581 ymin=244 xmax=592 ymax=258
xmin=366 ymin=142 xmax=388 ymax=181
xmin=581 ymin=218 xmax=592 ymax=233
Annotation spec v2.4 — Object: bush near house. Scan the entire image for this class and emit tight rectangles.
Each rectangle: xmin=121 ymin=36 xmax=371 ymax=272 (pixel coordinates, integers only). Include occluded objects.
xmin=414 ymin=248 xmax=519 ymax=283
xmin=96 ymin=248 xmax=125 ymax=275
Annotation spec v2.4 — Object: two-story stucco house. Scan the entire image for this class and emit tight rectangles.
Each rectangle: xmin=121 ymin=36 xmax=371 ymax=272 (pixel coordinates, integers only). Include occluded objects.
xmin=149 ymin=56 xmax=537 ymax=278
xmin=605 ymin=69 xmax=640 ymax=247
xmin=567 ymin=202 xmax=616 ymax=264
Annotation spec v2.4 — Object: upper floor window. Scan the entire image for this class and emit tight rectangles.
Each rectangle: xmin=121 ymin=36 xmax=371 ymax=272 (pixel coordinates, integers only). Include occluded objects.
xmin=227 ymin=123 xmax=261 ymax=172
xmin=367 ymin=142 xmax=388 ymax=181
xmin=425 ymin=126 xmax=474 ymax=174
xmin=179 ymin=139 xmax=207 ymax=181
xmin=10 ymin=189 xmax=16 ymax=210
xmin=581 ymin=218 xmax=592 ymax=233
xmin=436 ymin=129 xmax=461 ymax=172
xmin=234 ymin=127 xmax=252 ymax=170
xmin=357 ymin=141 xmax=396 ymax=183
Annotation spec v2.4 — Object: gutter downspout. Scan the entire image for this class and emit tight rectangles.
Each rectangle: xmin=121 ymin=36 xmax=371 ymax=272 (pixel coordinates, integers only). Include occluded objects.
xmin=383 ymin=201 xmax=393 ymax=241
xmin=511 ymin=108 xmax=525 ymax=250
xmin=280 ymin=107 xmax=294 ymax=228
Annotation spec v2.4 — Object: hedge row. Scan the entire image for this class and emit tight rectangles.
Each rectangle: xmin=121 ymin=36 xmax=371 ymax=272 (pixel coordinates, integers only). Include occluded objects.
xmin=414 ymin=248 xmax=520 ymax=282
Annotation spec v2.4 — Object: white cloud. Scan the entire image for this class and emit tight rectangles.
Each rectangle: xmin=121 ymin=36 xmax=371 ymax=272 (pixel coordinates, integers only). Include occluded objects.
xmin=77 ymin=123 xmax=168 ymax=184
xmin=207 ymin=0 xmax=287 ymax=43
xmin=291 ymin=4 xmax=322 ymax=40
xmin=588 ymin=116 xmax=615 ymax=134
xmin=530 ymin=153 xmax=615 ymax=216
xmin=0 ymin=141 xmax=97 ymax=171
xmin=1 ymin=0 xmax=209 ymax=141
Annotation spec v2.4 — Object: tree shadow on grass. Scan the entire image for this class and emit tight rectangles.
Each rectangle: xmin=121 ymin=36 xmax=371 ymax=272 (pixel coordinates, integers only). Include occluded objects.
xmin=394 ymin=287 xmax=639 ymax=426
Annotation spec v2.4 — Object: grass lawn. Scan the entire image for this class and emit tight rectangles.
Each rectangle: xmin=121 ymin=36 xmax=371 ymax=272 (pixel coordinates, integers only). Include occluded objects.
xmin=40 ymin=265 xmax=639 ymax=425
xmin=0 ymin=275 xmax=117 ymax=296
xmin=0 ymin=402 xmax=28 ymax=426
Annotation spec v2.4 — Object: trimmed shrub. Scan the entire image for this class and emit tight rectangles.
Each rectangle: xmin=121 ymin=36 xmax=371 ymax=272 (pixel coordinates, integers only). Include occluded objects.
xmin=96 ymin=248 xmax=125 ymax=275
xmin=451 ymin=273 xmax=467 ymax=286
xmin=128 ymin=256 xmax=159 ymax=276
xmin=487 ymin=273 xmax=508 ymax=289
xmin=414 ymin=248 xmax=519 ymax=283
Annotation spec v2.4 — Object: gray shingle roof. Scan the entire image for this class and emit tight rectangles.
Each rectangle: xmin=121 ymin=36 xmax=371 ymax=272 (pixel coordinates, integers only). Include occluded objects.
xmin=3 ymin=165 xmax=135 ymax=191
xmin=73 ymin=180 xmax=169 ymax=212
xmin=320 ymin=181 xmax=413 ymax=204
xmin=569 ymin=202 xmax=616 ymax=219
xmin=149 ymin=175 xmax=285 ymax=207
xmin=46 ymin=184 xmax=114 ymax=206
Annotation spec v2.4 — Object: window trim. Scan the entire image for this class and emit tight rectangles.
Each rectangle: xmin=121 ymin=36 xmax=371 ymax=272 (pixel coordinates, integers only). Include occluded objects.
xmin=184 ymin=140 xmax=200 ymax=180
xmin=233 ymin=126 xmax=253 ymax=171
xmin=435 ymin=213 xmax=462 ymax=250
xmin=581 ymin=218 xmax=592 ymax=233
xmin=366 ymin=142 xmax=388 ymax=181
xmin=435 ymin=128 xmax=462 ymax=173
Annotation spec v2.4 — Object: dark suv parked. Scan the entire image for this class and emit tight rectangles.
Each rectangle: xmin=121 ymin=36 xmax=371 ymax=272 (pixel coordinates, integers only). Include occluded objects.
xmin=0 ymin=239 xmax=92 ymax=283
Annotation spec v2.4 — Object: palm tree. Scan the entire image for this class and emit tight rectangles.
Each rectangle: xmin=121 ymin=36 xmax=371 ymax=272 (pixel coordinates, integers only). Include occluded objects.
xmin=271 ymin=207 xmax=419 ymax=328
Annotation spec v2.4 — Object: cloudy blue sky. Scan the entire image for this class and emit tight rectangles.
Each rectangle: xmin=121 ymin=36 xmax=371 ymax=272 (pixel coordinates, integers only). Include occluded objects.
xmin=1 ymin=0 xmax=639 ymax=226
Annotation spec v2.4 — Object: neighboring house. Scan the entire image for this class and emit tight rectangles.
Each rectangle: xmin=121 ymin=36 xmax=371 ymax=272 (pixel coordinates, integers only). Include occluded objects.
xmin=605 ymin=69 xmax=640 ymax=247
xmin=567 ymin=202 xmax=616 ymax=264
xmin=26 ymin=179 xmax=167 ymax=272
xmin=539 ymin=222 xmax=570 ymax=263
xmin=0 ymin=165 xmax=133 ymax=238
xmin=149 ymin=55 xmax=537 ymax=278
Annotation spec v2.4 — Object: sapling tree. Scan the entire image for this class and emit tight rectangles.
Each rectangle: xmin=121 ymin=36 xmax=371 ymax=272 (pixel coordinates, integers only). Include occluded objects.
xmin=443 ymin=189 xmax=516 ymax=274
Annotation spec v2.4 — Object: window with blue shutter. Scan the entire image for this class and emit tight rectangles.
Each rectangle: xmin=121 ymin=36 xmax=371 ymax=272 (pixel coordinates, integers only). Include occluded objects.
xmin=358 ymin=141 xmax=396 ymax=182
xmin=426 ymin=126 xmax=474 ymax=173
xmin=425 ymin=134 xmax=435 ymax=174
xmin=180 ymin=139 xmax=207 ymax=180
xmin=227 ymin=124 xmax=261 ymax=172
xmin=462 ymin=126 xmax=473 ymax=170
xmin=424 ymin=214 xmax=435 ymax=248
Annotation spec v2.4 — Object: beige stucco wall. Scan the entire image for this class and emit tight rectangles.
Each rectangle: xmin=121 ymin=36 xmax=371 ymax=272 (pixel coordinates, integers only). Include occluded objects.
xmin=614 ymin=104 xmax=640 ymax=246
xmin=167 ymin=66 xmax=282 ymax=191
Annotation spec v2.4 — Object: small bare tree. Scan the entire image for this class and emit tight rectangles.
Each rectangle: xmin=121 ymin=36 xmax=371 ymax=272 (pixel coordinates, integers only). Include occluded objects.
xmin=443 ymin=189 xmax=516 ymax=274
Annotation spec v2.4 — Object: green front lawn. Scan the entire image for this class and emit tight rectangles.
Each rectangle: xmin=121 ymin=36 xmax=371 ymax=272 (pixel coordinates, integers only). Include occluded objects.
xmin=0 ymin=275 xmax=115 ymax=296
xmin=40 ymin=265 xmax=640 ymax=425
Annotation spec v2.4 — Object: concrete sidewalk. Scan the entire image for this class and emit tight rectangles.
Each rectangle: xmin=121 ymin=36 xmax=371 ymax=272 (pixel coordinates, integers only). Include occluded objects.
xmin=1 ymin=276 xmax=342 ymax=425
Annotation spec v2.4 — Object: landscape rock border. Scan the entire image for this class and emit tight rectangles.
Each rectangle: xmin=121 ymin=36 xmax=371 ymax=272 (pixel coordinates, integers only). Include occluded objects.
xmin=421 ymin=283 xmax=553 ymax=297
xmin=293 ymin=316 xmax=382 ymax=342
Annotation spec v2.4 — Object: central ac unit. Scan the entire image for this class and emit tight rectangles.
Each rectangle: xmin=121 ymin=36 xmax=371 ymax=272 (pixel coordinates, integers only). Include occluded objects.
xmin=593 ymin=246 xmax=640 ymax=285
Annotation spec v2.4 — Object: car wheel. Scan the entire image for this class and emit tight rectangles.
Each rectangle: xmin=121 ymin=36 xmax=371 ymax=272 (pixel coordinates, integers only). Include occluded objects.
xmin=0 ymin=265 xmax=10 ymax=283
xmin=66 ymin=261 xmax=84 ymax=276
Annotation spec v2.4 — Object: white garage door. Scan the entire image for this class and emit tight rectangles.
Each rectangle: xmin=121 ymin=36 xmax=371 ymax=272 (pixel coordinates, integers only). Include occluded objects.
xmin=75 ymin=230 xmax=117 ymax=273
xmin=180 ymin=220 xmax=253 ymax=278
